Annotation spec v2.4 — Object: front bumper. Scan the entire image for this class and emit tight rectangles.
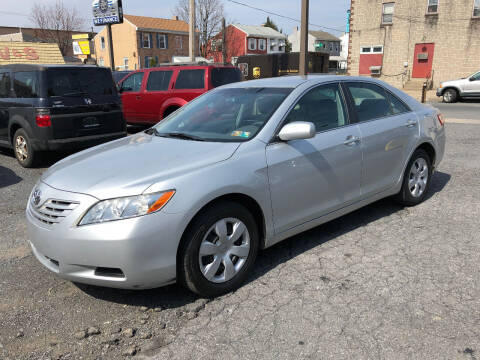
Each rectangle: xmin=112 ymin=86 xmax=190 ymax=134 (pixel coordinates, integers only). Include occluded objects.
xmin=26 ymin=182 xmax=185 ymax=289
xmin=31 ymin=131 xmax=127 ymax=151
xmin=436 ymin=88 xmax=443 ymax=97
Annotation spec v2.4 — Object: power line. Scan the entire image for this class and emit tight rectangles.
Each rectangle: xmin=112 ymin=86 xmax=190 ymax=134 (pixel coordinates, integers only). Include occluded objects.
xmin=225 ymin=0 xmax=345 ymax=33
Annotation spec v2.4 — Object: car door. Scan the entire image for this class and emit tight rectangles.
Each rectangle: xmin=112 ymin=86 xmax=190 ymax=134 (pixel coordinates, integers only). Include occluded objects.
xmin=266 ymin=82 xmax=362 ymax=234
xmin=119 ymin=72 xmax=145 ymax=124
xmin=0 ymin=70 xmax=11 ymax=141
xmin=464 ymin=71 xmax=480 ymax=96
xmin=142 ymin=69 xmax=174 ymax=124
xmin=344 ymin=81 xmax=418 ymax=197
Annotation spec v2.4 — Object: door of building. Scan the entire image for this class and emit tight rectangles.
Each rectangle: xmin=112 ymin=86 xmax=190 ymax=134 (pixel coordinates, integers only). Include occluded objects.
xmin=412 ymin=43 xmax=435 ymax=78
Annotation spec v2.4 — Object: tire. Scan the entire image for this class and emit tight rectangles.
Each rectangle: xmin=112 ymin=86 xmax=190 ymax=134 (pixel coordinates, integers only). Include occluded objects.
xmin=443 ymin=88 xmax=458 ymax=103
xmin=179 ymin=201 xmax=259 ymax=297
xmin=13 ymin=128 xmax=39 ymax=168
xmin=396 ymin=149 xmax=432 ymax=206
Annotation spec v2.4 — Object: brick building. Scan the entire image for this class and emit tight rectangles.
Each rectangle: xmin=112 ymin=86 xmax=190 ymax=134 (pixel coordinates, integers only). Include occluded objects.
xmin=348 ymin=0 xmax=480 ymax=88
xmin=206 ymin=24 xmax=286 ymax=64
xmin=94 ymin=15 xmax=199 ymax=70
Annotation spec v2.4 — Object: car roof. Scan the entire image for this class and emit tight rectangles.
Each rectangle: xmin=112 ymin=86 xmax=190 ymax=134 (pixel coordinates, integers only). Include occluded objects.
xmin=136 ymin=63 xmax=236 ymax=72
xmin=0 ymin=64 xmax=106 ymax=71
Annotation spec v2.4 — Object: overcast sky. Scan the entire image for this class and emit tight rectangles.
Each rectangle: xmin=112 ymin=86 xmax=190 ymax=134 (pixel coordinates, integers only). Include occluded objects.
xmin=1 ymin=0 xmax=350 ymax=36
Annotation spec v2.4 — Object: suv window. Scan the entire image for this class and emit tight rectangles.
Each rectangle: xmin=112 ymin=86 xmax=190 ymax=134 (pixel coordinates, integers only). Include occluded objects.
xmin=471 ymin=72 xmax=480 ymax=81
xmin=175 ymin=69 xmax=205 ymax=89
xmin=211 ymin=68 xmax=242 ymax=88
xmin=121 ymin=72 xmax=144 ymax=92
xmin=14 ymin=71 xmax=39 ymax=98
xmin=0 ymin=72 xmax=11 ymax=98
xmin=147 ymin=70 xmax=173 ymax=91
xmin=285 ymin=83 xmax=347 ymax=132
xmin=346 ymin=82 xmax=393 ymax=122
xmin=387 ymin=92 xmax=410 ymax=114
xmin=46 ymin=68 xmax=115 ymax=97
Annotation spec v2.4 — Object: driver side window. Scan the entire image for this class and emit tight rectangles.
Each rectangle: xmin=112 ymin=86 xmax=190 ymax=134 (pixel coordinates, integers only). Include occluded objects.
xmin=471 ymin=72 xmax=480 ymax=81
xmin=121 ymin=72 xmax=144 ymax=92
xmin=284 ymin=83 xmax=347 ymax=132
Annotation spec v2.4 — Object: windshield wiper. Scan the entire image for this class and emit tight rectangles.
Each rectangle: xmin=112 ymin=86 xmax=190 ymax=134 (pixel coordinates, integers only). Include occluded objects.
xmin=62 ymin=91 xmax=88 ymax=97
xmin=144 ymin=128 xmax=160 ymax=136
xmin=157 ymin=132 xmax=206 ymax=141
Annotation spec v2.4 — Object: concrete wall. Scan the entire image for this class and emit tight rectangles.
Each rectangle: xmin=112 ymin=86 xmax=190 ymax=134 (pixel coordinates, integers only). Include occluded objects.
xmin=348 ymin=0 xmax=480 ymax=87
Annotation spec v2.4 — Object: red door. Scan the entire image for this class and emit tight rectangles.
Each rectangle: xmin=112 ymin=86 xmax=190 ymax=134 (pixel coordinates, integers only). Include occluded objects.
xmin=412 ymin=43 xmax=435 ymax=78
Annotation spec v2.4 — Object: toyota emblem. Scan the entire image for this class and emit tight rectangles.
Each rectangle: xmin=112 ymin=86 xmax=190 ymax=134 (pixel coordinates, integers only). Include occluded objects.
xmin=32 ymin=189 xmax=42 ymax=207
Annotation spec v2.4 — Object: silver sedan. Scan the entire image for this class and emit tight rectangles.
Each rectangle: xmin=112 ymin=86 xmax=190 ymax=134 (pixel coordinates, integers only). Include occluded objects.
xmin=26 ymin=76 xmax=446 ymax=297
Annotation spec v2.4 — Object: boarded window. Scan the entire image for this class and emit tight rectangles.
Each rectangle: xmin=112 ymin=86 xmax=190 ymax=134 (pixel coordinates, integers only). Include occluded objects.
xmin=382 ymin=3 xmax=394 ymax=23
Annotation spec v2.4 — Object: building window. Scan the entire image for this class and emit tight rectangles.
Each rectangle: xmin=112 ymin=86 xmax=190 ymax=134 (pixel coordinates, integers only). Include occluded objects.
xmin=372 ymin=46 xmax=384 ymax=53
xmin=382 ymin=3 xmax=394 ymax=24
xmin=144 ymin=56 xmax=158 ymax=69
xmin=248 ymin=38 xmax=256 ymax=51
xmin=474 ymin=0 xmax=480 ymax=17
xmin=427 ymin=0 xmax=438 ymax=14
xmin=329 ymin=43 xmax=333 ymax=51
xmin=123 ymin=58 xmax=129 ymax=70
xmin=258 ymin=39 xmax=266 ymax=51
xmin=175 ymin=36 xmax=182 ymax=49
xmin=157 ymin=34 xmax=167 ymax=49
xmin=142 ymin=33 xmax=151 ymax=48
xmin=360 ymin=47 xmax=372 ymax=54
xmin=100 ymin=37 xmax=105 ymax=50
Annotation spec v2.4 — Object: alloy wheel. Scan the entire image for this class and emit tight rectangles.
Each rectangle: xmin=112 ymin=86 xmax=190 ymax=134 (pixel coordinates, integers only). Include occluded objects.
xmin=15 ymin=135 xmax=28 ymax=161
xmin=408 ymin=158 xmax=428 ymax=198
xmin=198 ymin=217 xmax=251 ymax=283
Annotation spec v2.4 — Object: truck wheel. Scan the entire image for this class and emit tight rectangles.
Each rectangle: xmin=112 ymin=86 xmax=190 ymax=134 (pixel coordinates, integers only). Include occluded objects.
xmin=443 ymin=89 xmax=458 ymax=103
xmin=13 ymin=128 xmax=39 ymax=168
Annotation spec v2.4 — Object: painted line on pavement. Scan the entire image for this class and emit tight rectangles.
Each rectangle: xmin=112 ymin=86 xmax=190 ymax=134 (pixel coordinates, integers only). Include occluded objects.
xmin=445 ymin=118 xmax=480 ymax=125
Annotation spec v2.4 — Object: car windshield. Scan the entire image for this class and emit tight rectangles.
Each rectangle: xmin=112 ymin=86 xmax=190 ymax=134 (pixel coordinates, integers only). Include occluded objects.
xmin=152 ymin=87 xmax=292 ymax=142
xmin=46 ymin=68 xmax=116 ymax=97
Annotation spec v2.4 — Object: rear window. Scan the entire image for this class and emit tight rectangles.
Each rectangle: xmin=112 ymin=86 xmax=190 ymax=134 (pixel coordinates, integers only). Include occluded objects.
xmin=147 ymin=70 xmax=173 ymax=91
xmin=46 ymin=68 xmax=116 ymax=97
xmin=211 ymin=67 xmax=242 ymax=88
xmin=0 ymin=72 xmax=11 ymax=98
xmin=14 ymin=71 xmax=39 ymax=98
xmin=175 ymin=69 xmax=205 ymax=89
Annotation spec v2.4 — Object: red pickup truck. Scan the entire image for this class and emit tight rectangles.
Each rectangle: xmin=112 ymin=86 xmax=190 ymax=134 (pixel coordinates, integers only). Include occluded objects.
xmin=118 ymin=64 xmax=242 ymax=125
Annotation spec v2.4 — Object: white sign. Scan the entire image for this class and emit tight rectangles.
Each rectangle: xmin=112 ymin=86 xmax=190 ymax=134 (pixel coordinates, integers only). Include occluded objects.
xmin=92 ymin=0 xmax=123 ymax=26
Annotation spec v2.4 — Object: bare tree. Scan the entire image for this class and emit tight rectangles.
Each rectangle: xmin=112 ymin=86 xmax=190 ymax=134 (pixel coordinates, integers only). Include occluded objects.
xmin=30 ymin=0 xmax=84 ymax=56
xmin=172 ymin=0 xmax=225 ymax=58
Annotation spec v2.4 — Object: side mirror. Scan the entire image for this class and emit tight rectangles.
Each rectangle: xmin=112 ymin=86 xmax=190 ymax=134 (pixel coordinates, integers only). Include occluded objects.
xmin=278 ymin=121 xmax=316 ymax=141
xmin=469 ymin=77 xmax=477 ymax=82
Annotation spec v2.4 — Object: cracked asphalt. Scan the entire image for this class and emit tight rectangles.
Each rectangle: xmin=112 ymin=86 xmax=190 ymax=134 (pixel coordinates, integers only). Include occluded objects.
xmin=0 ymin=120 xmax=479 ymax=359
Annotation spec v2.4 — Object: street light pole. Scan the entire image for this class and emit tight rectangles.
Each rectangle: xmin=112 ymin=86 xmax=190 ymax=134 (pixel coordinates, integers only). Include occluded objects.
xmin=189 ymin=0 xmax=195 ymax=62
xmin=299 ymin=0 xmax=309 ymax=76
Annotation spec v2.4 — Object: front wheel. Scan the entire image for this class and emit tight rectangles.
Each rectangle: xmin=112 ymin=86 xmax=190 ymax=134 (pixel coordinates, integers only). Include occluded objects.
xmin=443 ymin=89 xmax=458 ymax=103
xmin=396 ymin=149 xmax=432 ymax=206
xmin=179 ymin=202 xmax=259 ymax=297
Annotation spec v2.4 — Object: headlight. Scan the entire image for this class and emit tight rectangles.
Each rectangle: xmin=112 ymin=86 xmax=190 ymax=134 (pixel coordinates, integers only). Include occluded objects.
xmin=78 ymin=190 xmax=175 ymax=226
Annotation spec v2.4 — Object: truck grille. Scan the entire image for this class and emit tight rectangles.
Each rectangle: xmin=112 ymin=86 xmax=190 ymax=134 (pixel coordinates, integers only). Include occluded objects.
xmin=30 ymin=199 xmax=79 ymax=225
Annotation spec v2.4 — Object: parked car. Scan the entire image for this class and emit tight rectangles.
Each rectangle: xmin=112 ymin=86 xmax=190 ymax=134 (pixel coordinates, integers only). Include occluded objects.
xmin=118 ymin=64 xmax=243 ymax=125
xmin=112 ymin=70 xmax=132 ymax=85
xmin=27 ymin=75 xmax=445 ymax=297
xmin=0 ymin=64 xmax=126 ymax=167
xmin=436 ymin=70 xmax=480 ymax=103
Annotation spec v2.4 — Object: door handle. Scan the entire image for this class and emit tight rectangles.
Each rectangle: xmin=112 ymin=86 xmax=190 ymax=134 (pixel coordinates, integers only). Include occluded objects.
xmin=344 ymin=135 xmax=361 ymax=146
xmin=406 ymin=119 xmax=417 ymax=128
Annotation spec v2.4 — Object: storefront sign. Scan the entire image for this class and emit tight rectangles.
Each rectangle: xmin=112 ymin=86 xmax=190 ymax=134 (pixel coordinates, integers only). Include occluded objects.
xmin=0 ymin=47 xmax=39 ymax=60
xmin=92 ymin=0 xmax=123 ymax=26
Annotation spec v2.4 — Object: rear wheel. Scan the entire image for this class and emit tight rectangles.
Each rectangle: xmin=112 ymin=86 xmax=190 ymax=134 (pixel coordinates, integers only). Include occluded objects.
xmin=396 ymin=149 xmax=432 ymax=206
xmin=13 ymin=128 xmax=39 ymax=168
xmin=179 ymin=201 xmax=259 ymax=297
xmin=443 ymin=88 xmax=458 ymax=103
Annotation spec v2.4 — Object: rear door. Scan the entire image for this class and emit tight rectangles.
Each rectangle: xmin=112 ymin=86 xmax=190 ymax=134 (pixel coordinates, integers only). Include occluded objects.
xmin=119 ymin=71 xmax=145 ymax=124
xmin=344 ymin=81 xmax=418 ymax=197
xmin=172 ymin=68 xmax=206 ymax=102
xmin=142 ymin=69 xmax=174 ymax=123
xmin=45 ymin=67 xmax=124 ymax=139
xmin=0 ymin=70 xmax=11 ymax=141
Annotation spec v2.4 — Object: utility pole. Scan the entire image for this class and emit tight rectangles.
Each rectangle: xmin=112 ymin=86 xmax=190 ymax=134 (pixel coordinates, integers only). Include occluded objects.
xmin=222 ymin=18 xmax=227 ymax=64
xmin=189 ymin=0 xmax=195 ymax=63
xmin=107 ymin=24 xmax=115 ymax=70
xmin=299 ymin=0 xmax=309 ymax=76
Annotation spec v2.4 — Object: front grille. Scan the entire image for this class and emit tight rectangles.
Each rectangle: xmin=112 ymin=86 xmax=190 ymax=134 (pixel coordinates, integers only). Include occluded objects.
xmin=31 ymin=199 xmax=79 ymax=225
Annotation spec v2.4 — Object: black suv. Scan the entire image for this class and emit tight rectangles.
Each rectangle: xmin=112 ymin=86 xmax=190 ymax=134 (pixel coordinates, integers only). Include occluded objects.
xmin=0 ymin=64 xmax=126 ymax=167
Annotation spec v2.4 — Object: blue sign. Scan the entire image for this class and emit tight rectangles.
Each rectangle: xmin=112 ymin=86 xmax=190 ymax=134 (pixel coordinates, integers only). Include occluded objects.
xmin=346 ymin=10 xmax=351 ymax=33
xmin=92 ymin=0 xmax=123 ymax=26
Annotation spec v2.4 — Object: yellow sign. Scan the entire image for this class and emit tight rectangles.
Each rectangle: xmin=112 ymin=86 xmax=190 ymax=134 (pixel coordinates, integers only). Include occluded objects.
xmin=73 ymin=40 xmax=91 ymax=55
xmin=253 ymin=67 xmax=261 ymax=79
xmin=72 ymin=34 xmax=90 ymax=40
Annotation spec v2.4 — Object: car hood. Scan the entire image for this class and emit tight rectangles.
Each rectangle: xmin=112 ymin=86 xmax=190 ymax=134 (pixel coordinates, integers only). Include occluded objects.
xmin=41 ymin=133 xmax=241 ymax=199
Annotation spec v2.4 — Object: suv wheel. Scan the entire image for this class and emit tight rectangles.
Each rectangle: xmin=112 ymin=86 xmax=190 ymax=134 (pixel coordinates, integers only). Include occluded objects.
xmin=13 ymin=128 xmax=39 ymax=168
xmin=179 ymin=201 xmax=259 ymax=297
xmin=396 ymin=149 xmax=432 ymax=206
xmin=443 ymin=89 xmax=458 ymax=103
